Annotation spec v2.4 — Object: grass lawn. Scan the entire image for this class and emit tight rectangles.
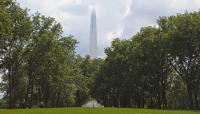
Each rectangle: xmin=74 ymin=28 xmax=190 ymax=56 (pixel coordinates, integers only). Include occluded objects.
xmin=0 ymin=108 xmax=199 ymax=114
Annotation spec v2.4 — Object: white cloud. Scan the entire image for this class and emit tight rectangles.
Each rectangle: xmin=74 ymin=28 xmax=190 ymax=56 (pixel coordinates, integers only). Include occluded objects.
xmin=16 ymin=0 xmax=200 ymax=56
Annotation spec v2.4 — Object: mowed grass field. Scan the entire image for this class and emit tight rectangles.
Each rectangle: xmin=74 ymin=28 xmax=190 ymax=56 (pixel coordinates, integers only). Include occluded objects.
xmin=0 ymin=108 xmax=199 ymax=114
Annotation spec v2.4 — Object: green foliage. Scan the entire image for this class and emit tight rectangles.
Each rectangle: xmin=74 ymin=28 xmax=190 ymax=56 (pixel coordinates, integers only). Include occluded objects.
xmin=74 ymin=55 xmax=104 ymax=106
xmin=0 ymin=0 xmax=102 ymax=109
xmin=93 ymin=11 xmax=200 ymax=109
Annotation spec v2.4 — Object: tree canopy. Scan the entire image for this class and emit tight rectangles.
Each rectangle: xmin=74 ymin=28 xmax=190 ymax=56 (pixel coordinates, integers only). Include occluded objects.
xmin=93 ymin=12 xmax=200 ymax=110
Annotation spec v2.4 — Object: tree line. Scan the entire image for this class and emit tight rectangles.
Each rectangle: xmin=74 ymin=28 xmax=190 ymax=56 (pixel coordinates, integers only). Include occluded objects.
xmin=93 ymin=11 xmax=200 ymax=110
xmin=0 ymin=0 xmax=103 ymax=108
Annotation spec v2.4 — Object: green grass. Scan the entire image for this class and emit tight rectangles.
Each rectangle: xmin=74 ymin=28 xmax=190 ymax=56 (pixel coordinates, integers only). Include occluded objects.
xmin=0 ymin=108 xmax=199 ymax=114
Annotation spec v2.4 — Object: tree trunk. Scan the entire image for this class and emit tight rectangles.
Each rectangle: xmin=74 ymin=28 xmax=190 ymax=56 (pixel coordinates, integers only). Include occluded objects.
xmin=157 ymin=93 xmax=161 ymax=109
xmin=25 ymin=72 xmax=34 ymax=109
xmin=162 ymin=89 xmax=167 ymax=109
xmin=8 ymin=65 xmax=13 ymax=109
xmin=186 ymin=82 xmax=194 ymax=109
xmin=194 ymin=92 xmax=198 ymax=109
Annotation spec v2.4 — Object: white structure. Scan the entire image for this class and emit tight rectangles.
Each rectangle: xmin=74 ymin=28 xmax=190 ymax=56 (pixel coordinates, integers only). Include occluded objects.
xmin=82 ymin=99 xmax=103 ymax=108
xmin=89 ymin=7 xmax=97 ymax=58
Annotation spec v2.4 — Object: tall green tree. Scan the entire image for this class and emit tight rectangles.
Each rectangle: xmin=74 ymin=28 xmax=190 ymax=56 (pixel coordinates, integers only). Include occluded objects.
xmin=0 ymin=0 xmax=32 ymax=108
xmin=158 ymin=12 xmax=200 ymax=109
xmin=24 ymin=13 xmax=78 ymax=108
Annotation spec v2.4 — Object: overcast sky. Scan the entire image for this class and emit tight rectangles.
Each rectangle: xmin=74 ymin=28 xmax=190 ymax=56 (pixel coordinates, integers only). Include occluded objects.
xmin=16 ymin=0 xmax=200 ymax=57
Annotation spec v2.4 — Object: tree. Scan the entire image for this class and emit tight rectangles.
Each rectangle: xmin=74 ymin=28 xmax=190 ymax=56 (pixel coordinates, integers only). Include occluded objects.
xmin=0 ymin=0 xmax=32 ymax=108
xmin=24 ymin=13 xmax=78 ymax=108
xmin=94 ymin=11 xmax=200 ymax=110
xmin=158 ymin=12 xmax=200 ymax=109
xmin=75 ymin=55 xmax=104 ymax=107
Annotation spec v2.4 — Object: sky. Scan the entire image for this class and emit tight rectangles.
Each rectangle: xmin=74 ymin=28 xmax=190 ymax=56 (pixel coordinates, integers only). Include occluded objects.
xmin=16 ymin=0 xmax=200 ymax=57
